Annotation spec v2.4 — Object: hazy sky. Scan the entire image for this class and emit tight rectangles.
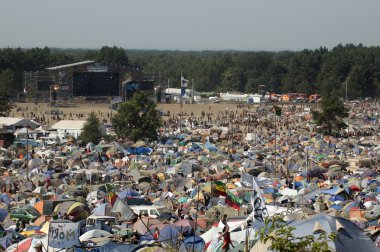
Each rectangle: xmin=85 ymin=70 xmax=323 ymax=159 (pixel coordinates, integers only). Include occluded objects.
xmin=1 ymin=0 xmax=380 ymax=51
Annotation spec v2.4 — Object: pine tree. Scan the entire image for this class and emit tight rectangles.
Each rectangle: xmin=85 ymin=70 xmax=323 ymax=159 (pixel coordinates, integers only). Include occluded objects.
xmin=80 ymin=112 xmax=101 ymax=144
xmin=312 ymin=95 xmax=348 ymax=136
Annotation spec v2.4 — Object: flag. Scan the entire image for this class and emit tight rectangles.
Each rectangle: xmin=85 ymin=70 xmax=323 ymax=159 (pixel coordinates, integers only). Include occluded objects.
xmin=181 ymin=75 xmax=189 ymax=88
xmin=241 ymin=171 xmax=253 ymax=187
xmin=108 ymin=191 xmax=117 ymax=206
xmin=213 ymin=181 xmax=227 ymax=196
xmin=252 ymin=177 xmax=268 ymax=222
xmin=181 ymin=75 xmax=188 ymax=97
xmin=274 ymin=105 xmax=282 ymax=116
xmin=225 ymin=190 xmax=242 ymax=210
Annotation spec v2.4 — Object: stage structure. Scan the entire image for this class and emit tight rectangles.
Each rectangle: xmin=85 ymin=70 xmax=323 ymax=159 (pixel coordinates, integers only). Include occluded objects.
xmin=121 ymin=76 xmax=155 ymax=102
xmin=24 ymin=61 xmax=140 ymax=102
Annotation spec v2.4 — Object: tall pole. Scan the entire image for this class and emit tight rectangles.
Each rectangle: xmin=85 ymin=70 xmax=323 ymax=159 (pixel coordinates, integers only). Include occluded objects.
xmin=26 ymin=124 xmax=29 ymax=181
xmin=346 ymin=80 xmax=350 ymax=146
xmin=192 ymin=179 xmax=200 ymax=252
xmin=274 ymin=111 xmax=277 ymax=176
xmin=191 ymin=79 xmax=194 ymax=104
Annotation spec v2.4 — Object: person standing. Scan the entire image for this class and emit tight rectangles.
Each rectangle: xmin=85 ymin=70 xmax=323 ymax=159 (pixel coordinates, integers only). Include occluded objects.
xmin=219 ymin=214 xmax=234 ymax=251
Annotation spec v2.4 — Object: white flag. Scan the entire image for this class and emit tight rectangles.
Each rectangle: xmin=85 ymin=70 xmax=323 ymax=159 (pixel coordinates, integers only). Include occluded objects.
xmin=252 ymin=177 xmax=268 ymax=222
xmin=48 ymin=221 xmax=80 ymax=248
xmin=241 ymin=171 xmax=253 ymax=187
xmin=181 ymin=76 xmax=188 ymax=88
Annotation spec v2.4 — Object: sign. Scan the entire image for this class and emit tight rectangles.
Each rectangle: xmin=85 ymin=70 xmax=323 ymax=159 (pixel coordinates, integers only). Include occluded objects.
xmin=60 ymin=85 xmax=70 ymax=90
xmin=87 ymin=65 xmax=109 ymax=72
xmin=48 ymin=222 xmax=80 ymax=248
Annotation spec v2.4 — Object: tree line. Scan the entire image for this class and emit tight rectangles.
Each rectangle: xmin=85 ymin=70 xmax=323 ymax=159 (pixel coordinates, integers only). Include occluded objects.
xmin=1 ymin=44 xmax=380 ymax=99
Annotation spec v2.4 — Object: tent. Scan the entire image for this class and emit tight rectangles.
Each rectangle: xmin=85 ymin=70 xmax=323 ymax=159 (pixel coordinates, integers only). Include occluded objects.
xmin=180 ymin=236 xmax=205 ymax=252
xmin=252 ymin=214 xmax=378 ymax=252
xmin=34 ymin=200 xmax=54 ymax=216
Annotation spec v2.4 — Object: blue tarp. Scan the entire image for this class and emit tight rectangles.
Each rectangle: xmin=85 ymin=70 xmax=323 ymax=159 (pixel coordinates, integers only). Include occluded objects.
xmin=118 ymin=188 xmax=141 ymax=199
xmin=126 ymin=147 xmax=152 ymax=155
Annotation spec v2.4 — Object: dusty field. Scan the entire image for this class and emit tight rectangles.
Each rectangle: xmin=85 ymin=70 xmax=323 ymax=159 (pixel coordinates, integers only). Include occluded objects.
xmin=11 ymin=102 xmax=245 ymax=126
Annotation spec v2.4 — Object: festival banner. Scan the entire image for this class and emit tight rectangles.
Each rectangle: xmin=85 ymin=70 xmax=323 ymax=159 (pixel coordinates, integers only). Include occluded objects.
xmin=48 ymin=222 xmax=80 ymax=249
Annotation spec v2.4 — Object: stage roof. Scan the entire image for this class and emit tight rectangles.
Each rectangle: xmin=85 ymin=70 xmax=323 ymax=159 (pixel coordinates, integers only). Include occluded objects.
xmin=46 ymin=60 xmax=95 ymax=70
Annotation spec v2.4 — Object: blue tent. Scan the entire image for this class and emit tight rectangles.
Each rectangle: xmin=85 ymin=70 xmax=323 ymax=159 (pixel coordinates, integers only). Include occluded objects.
xmin=180 ymin=236 xmax=205 ymax=252
xmin=0 ymin=208 xmax=8 ymax=222
xmin=91 ymin=242 xmax=142 ymax=252
xmin=204 ymin=140 xmax=218 ymax=152
xmin=159 ymin=225 xmax=180 ymax=248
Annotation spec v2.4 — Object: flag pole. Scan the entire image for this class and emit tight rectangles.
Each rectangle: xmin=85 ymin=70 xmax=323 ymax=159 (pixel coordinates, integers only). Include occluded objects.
xmin=274 ymin=107 xmax=277 ymax=177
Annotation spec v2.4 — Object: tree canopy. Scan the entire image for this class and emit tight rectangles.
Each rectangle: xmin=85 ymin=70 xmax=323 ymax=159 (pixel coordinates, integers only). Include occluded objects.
xmin=79 ymin=111 xmax=102 ymax=144
xmin=0 ymin=86 xmax=12 ymax=116
xmin=1 ymin=44 xmax=380 ymax=98
xmin=312 ymin=95 xmax=349 ymax=136
xmin=111 ymin=92 xmax=162 ymax=141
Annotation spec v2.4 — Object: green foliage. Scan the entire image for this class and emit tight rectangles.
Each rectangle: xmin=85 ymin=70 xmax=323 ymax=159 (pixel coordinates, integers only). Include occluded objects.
xmin=257 ymin=216 xmax=336 ymax=252
xmin=312 ymin=95 xmax=349 ymax=135
xmin=0 ymin=85 xmax=12 ymax=116
xmin=111 ymin=92 xmax=161 ymax=141
xmin=96 ymin=46 xmax=129 ymax=66
xmin=79 ymin=112 xmax=101 ymax=144
xmin=0 ymin=69 xmax=15 ymax=92
xmin=2 ymin=44 xmax=380 ymax=97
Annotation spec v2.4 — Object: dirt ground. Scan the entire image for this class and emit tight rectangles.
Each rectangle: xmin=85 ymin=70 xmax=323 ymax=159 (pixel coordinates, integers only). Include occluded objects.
xmin=11 ymin=102 xmax=245 ymax=126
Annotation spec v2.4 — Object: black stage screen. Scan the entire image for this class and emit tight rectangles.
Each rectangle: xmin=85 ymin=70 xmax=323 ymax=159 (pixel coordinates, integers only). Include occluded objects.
xmin=37 ymin=81 xmax=54 ymax=91
xmin=73 ymin=72 xmax=119 ymax=96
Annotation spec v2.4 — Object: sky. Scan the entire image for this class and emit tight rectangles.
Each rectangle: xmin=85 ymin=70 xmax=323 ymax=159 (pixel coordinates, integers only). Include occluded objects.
xmin=1 ymin=0 xmax=380 ymax=51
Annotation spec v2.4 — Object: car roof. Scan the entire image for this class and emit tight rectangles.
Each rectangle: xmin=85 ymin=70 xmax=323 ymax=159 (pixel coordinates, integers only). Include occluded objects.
xmin=87 ymin=215 xmax=116 ymax=219
xmin=129 ymin=205 xmax=166 ymax=209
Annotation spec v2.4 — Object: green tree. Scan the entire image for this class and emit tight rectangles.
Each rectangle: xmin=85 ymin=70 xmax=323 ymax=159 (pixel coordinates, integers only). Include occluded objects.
xmin=111 ymin=92 xmax=161 ymax=141
xmin=257 ymin=216 xmax=336 ymax=252
xmin=98 ymin=46 xmax=129 ymax=66
xmin=0 ymin=86 xmax=12 ymax=116
xmin=0 ymin=69 xmax=15 ymax=92
xmin=79 ymin=112 xmax=102 ymax=144
xmin=312 ymin=95 xmax=349 ymax=136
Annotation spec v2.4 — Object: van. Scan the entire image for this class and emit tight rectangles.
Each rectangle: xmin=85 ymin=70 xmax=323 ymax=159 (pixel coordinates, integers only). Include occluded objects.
xmin=129 ymin=205 xmax=168 ymax=218
xmin=85 ymin=215 xmax=117 ymax=232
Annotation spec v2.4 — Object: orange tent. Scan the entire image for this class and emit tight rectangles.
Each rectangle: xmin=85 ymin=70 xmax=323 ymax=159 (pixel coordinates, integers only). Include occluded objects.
xmin=34 ymin=200 xmax=54 ymax=216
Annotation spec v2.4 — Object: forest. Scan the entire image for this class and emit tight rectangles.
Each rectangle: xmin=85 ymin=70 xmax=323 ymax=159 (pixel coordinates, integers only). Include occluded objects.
xmin=1 ymin=44 xmax=380 ymax=99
